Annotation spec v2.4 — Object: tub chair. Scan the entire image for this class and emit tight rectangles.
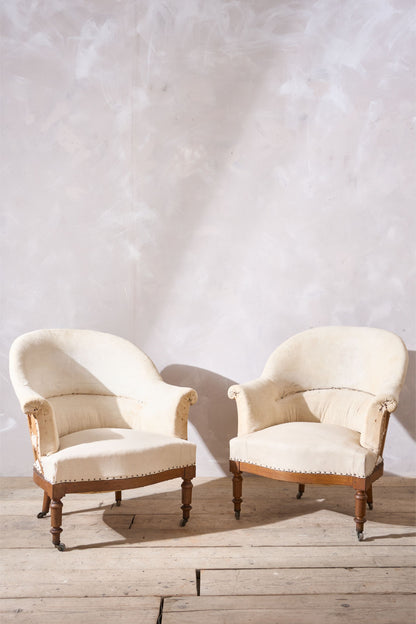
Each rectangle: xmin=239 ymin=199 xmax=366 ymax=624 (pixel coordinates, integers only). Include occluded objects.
xmin=228 ymin=326 xmax=408 ymax=540
xmin=9 ymin=329 xmax=198 ymax=550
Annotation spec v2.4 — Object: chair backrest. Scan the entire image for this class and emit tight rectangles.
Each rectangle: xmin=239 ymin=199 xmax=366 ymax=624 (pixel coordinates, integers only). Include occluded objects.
xmin=10 ymin=329 xmax=161 ymax=402
xmin=262 ymin=326 xmax=408 ymax=399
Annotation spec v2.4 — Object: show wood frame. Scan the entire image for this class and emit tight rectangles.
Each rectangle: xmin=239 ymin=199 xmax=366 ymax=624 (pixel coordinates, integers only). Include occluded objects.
xmin=33 ymin=464 xmax=196 ymax=551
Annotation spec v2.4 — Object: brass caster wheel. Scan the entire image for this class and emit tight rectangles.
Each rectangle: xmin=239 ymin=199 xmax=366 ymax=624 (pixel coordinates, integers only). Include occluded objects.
xmin=180 ymin=518 xmax=188 ymax=527
xmin=37 ymin=512 xmax=48 ymax=519
xmin=55 ymin=543 xmax=66 ymax=551
xmin=235 ymin=511 xmax=240 ymax=520
xmin=357 ymin=531 xmax=364 ymax=542
xmin=296 ymin=492 xmax=303 ymax=500
xmin=116 ymin=501 xmax=121 ymax=507
xmin=367 ymin=502 xmax=373 ymax=510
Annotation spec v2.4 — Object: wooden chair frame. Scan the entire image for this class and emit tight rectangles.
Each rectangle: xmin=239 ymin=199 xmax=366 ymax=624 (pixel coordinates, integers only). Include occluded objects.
xmin=28 ymin=414 xmax=195 ymax=551
xmin=230 ymin=411 xmax=390 ymax=541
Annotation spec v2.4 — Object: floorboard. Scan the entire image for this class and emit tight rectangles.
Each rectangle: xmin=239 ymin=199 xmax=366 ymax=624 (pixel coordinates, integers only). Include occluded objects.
xmin=163 ymin=595 xmax=416 ymax=624
xmin=0 ymin=597 xmax=160 ymax=624
xmin=0 ymin=475 xmax=414 ymax=623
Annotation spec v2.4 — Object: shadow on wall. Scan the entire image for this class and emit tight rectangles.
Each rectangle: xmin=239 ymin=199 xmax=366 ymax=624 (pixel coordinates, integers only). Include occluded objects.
xmin=394 ymin=349 xmax=416 ymax=441
xmin=131 ymin=5 xmax=288 ymax=340
xmin=161 ymin=365 xmax=238 ymax=473
xmin=162 ymin=351 xmax=415 ymax=475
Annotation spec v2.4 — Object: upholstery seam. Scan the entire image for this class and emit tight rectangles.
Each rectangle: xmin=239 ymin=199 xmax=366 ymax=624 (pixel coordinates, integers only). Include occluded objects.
xmin=47 ymin=393 xmax=144 ymax=402
xmin=279 ymin=387 xmax=376 ymax=398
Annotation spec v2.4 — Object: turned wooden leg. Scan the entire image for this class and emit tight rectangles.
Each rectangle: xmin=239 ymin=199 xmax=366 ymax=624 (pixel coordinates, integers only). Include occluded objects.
xmin=354 ymin=490 xmax=367 ymax=541
xmin=37 ymin=491 xmax=51 ymax=518
xmin=366 ymin=485 xmax=373 ymax=510
xmin=232 ymin=471 xmax=243 ymax=519
xmin=296 ymin=483 xmax=305 ymax=500
xmin=180 ymin=478 xmax=193 ymax=526
xmin=115 ymin=490 xmax=122 ymax=507
xmin=50 ymin=498 xmax=65 ymax=551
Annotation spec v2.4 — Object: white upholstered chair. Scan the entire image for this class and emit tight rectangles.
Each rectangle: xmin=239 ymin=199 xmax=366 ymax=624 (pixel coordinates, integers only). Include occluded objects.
xmin=9 ymin=329 xmax=198 ymax=550
xmin=228 ymin=327 xmax=408 ymax=540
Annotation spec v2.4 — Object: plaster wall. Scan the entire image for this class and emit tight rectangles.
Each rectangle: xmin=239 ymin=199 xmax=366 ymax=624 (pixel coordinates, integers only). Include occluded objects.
xmin=1 ymin=0 xmax=415 ymax=476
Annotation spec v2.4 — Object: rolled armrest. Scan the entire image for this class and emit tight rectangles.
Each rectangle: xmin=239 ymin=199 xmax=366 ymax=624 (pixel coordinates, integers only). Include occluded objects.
xmin=228 ymin=377 xmax=291 ymax=436
xmin=373 ymin=393 xmax=399 ymax=413
xmin=360 ymin=395 xmax=398 ymax=455
xmin=139 ymin=380 xmax=198 ymax=439
xmin=19 ymin=389 xmax=59 ymax=456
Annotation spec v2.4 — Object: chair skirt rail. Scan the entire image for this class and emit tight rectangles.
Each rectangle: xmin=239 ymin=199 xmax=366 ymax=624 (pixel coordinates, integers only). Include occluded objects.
xmin=229 ymin=459 xmax=383 ymax=491
xmin=33 ymin=465 xmax=196 ymax=499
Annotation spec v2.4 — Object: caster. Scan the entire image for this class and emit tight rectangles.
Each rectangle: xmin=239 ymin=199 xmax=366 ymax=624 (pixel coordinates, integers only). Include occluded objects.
xmin=116 ymin=500 xmax=121 ymax=507
xmin=357 ymin=531 xmax=364 ymax=542
xmin=37 ymin=512 xmax=48 ymax=518
xmin=180 ymin=518 xmax=188 ymax=527
xmin=367 ymin=502 xmax=373 ymax=510
xmin=55 ymin=543 xmax=66 ymax=551
xmin=296 ymin=492 xmax=303 ymax=500
xmin=235 ymin=511 xmax=240 ymax=520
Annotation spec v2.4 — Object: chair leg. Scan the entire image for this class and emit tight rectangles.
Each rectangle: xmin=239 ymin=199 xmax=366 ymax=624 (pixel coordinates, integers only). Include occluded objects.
xmin=354 ymin=490 xmax=367 ymax=541
xmin=180 ymin=477 xmax=193 ymax=526
xmin=232 ymin=470 xmax=243 ymax=519
xmin=366 ymin=485 xmax=373 ymax=510
xmin=115 ymin=490 xmax=122 ymax=507
xmin=296 ymin=483 xmax=305 ymax=500
xmin=37 ymin=491 xmax=51 ymax=518
xmin=50 ymin=498 xmax=65 ymax=551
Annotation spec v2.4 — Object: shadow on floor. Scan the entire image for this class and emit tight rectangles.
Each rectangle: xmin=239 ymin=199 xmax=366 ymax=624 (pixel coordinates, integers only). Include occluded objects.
xmin=57 ymin=476 xmax=415 ymax=550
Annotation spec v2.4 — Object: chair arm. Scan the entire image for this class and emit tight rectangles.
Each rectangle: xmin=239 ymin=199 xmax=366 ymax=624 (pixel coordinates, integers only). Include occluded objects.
xmin=138 ymin=380 xmax=198 ymax=440
xmin=18 ymin=388 xmax=59 ymax=457
xmin=360 ymin=394 xmax=399 ymax=456
xmin=228 ymin=377 xmax=291 ymax=436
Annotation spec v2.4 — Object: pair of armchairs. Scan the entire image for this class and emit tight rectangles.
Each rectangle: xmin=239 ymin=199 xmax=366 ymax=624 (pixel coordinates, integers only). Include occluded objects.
xmin=9 ymin=327 xmax=408 ymax=549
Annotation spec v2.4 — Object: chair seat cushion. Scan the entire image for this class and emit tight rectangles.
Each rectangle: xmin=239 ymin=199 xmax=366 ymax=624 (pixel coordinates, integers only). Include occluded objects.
xmin=39 ymin=428 xmax=196 ymax=484
xmin=230 ymin=422 xmax=378 ymax=478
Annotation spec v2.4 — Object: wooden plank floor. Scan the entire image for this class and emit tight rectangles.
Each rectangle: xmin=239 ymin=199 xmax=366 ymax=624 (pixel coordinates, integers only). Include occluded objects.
xmin=0 ymin=476 xmax=415 ymax=623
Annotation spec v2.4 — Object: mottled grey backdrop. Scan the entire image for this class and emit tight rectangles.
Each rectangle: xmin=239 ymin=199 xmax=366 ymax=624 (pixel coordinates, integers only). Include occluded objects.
xmin=1 ymin=0 xmax=415 ymax=476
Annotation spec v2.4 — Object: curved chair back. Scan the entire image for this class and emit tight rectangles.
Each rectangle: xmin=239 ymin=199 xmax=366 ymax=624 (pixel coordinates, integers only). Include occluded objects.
xmin=262 ymin=326 xmax=408 ymax=399
xmin=10 ymin=329 xmax=161 ymax=402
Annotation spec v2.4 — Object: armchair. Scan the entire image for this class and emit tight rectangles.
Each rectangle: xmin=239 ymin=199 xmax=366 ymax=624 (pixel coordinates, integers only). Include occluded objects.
xmin=9 ymin=329 xmax=198 ymax=550
xmin=228 ymin=326 xmax=408 ymax=540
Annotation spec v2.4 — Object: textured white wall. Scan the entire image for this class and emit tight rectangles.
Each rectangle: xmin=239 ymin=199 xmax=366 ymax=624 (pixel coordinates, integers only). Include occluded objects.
xmin=1 ymin=0 xmax=415 ymax=476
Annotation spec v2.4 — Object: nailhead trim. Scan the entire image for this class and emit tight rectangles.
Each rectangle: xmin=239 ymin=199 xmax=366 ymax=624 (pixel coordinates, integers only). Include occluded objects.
xmin=37 ymin=463 xmax=196 ymax=485
xmin=230 ymin=457 xmax=367 ymax=478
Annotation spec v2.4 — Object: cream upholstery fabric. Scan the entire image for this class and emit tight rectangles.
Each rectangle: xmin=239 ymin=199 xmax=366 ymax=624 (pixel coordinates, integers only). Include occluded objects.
xmin=9 ymin=329 xmax=198 ymax=481
xmin=47 ymin=395 xmax=142 ymax=437
xmin=230 ymin=422 xmax=379 ymax=478
xmin=40 ymin=428 xmax=197 ymax=484
xmin=10 ymin=329 xmax=162 ymax=399
xmin=229 ymin=327 xmax=408 ymax=469
xmin=262 ymin=326 xmax=407 ymax=403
